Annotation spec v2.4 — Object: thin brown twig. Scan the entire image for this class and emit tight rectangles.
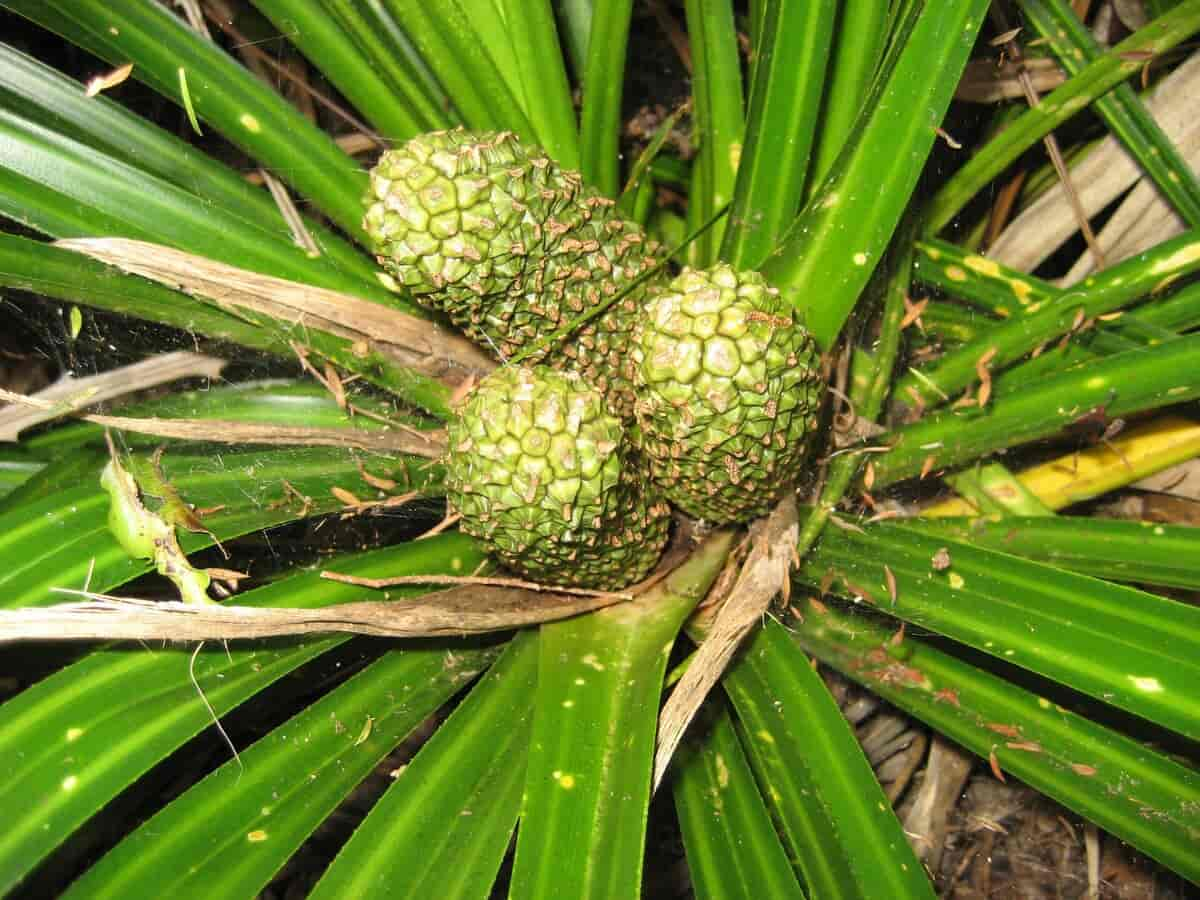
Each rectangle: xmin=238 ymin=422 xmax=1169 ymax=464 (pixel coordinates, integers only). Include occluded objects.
xmin=0 ymin=351 xmax=225 ymax=441
xmin=261 ymin=170 xmax=321 ymax=256
xmin=645 ymin=0 xmax=692 ymax=72
xmin=992 ymin=6 xmax=1107 ymax=269
xmin=319 ymin=571 xmax=632 ymax=600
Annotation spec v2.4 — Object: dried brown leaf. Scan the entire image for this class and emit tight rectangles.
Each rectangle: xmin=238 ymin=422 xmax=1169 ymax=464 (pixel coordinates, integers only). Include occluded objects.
xmin=652 ymin=496 xmax=799 ymax=791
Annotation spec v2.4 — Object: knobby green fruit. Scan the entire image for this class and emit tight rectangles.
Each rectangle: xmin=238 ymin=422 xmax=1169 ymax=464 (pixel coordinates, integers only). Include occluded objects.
xmin=363 ymin=129 xmax=658 ymax=417
xmin=633 ymin=265 xmax=825 ymax=523
xmin=444 ymin=366 xmax=671 ymax=590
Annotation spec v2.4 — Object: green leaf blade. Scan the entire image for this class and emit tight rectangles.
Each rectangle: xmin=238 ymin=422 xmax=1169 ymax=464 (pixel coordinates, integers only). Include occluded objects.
xmin=764 ymin=0 xmax=989 ymax=347
xmin=510 ymin=531 xmax=734 ymax=900
xmin=673 ymin=702 xmax=805 ymax=900
xmin=800 ymin=523 xmax=1200 ymax=742
xmin=0 ymin=533 xmax=487 ymax=895
xmin=66 ymin=638 xmax=502 ymax=899
xmin=725 ymin=622 xmax=935 ymax=900
xmin=792 ymin=599 xmax=1200 ymax=884
xmin=312 ymin=630 xmax=537 ymax=900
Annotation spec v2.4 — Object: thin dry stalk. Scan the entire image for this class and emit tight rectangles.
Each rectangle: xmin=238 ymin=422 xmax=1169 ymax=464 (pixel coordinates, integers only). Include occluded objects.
xmin=0 ymin=351 xmax=226 ymax=441
xmin=0 ymin=388 xmax=447 ymax=456
xmin=0 ymin=585 xmax=625 ymax=643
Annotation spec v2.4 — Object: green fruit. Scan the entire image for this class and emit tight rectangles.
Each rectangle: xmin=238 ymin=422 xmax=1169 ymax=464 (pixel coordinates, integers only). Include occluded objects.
xmin=363 ymin=129 xmax=658 ymax=417
xmin=444 ymin=365 xmax=671 ymax=590
xmin=363 ymin=129 xmax=573 ymax=307
xmin=632 ymin=264 xmax=825 ymax=524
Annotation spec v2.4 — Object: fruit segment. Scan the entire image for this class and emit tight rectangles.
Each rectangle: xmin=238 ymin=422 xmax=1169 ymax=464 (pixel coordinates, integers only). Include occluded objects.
xmin=633 ymin=265 xmax=825 ymax=523
xmin=444 ymin=366 xmax=671 ymax=590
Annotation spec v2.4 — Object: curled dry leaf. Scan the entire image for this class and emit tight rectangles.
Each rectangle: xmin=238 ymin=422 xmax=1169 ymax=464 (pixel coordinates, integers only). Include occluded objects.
xmin=54 ymin=238 xmax=497 ymax=385
xmin=84 ymin=62 xmax=134 ymax=97
xmin=652 ymin=496 xmax=800 ymax=791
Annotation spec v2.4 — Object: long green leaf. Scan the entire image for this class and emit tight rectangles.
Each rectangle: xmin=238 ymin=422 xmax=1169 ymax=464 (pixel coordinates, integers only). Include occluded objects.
xmin=509 ymin=530 xmax=735 ymax=899
xmin=0 ymin=534 xmax=486 ymax=895
xmin=382 ymin=0 xmax=536 ymax=143
xmin=906 ymin=516 xmax=1200 ymax=590
xmin=578 ymin=0 xmax=633 ymax=196
xmin=65 ymin=638 xmax=501 ymax=898
xmin=807 ymin=0 xmax=890 ymax=191
xmin=798 ymin=523 xmax=1200 ymax=742
xmin=763 ymin=0 xmax=989 ymax=347
xmin=1018 ymin=0 xmax=1200 ymax=229
xmin=719 ymin=0 xmax=835 ymax=269
xmin=0 ymin=234 xmax=455 ymax=418
xmin=897 ymin=230 xmax=1200 ymax=409
xmin=0 ymin=443 xmax=440 ymax=610
xmin=673 ymin=702 xmax=806 ymax=900
xmin=0 ymin=41 xmax=378 ymax=287
xmin=249 ymin=0 xmax=428 ymax=142
xmin=791 ymin=598 xmax=1200 ymax=884
xmin=19 ymin=382 xmax=402 ymax=456
xmin=312 ymin=630 xmax=537 ymax=900
xmin=874 ymin=333 xmax=1200 ymax=485
xmin=320 ymin=0 xmax=451 ymax=132
xmin=501 ymin=0 xmax=580 ymax=168
xmin=0 ymin=105 xmax=409 ymax=310
xmin=4 ymin=0 xmax=371 ymax=238
xmin=724 ymin=622 xmax=935 ymax=899
xmin=683 ymin=0 xmax=744 ymax=266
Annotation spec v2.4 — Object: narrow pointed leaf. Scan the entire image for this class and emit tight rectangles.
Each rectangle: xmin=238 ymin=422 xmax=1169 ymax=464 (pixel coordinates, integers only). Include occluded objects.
xmin=762 ymin=0 xmax=989 ymax=348
xmin=66 ymin=639 xmax=501 ymax=899
xmin=0 ymin=534 xmax=486 ymax=895
xmin=720 ymin=0 xmax=835 ymax=269
xmin=0 ymin=41 xmax=381 ymax=287
xmin=578 ymin=0 xmax=633 ymax=195
xmin=798 ymin=523 xmax=1200 ymax=742
xmin=500 ymin=0 xmax=580 ymax=168
xmin=382 ymin=0 xmax=537 ymax=142
xmin=510 ymin=531 xmax=735 ymax=900
xmin=0 ymin=444 xmax=440 ymax=610
xmin=897 ymin=230 xmax=1200 ymax=409
xmin=312 ymin=630 xmax=538 ymax=900
xmin=673 ymin=702 xmax=803 ymax=900
xmin=875 ymin=333 xmax=1200 ymax=485
xmin=925 ymin=2 xmax=1200 ymax=234
xmin=724 ymin=621 xmax=935 ymax=899
xmin=906 ymin=516 xmax=1200 ymax=590
xmin=4 ymin=0 xmax=372 ymax=238
xmin=319 ymin=0 xmax=451 ymax=132
xmin=250 ymin=0 xmax=429 ymax=141
xmin=0 ymin=107 xmax=408 ymax=309
xmin=792 ymin=599 xmax=1200 ymax=884
xmin=684 ymin=0 xmax=744 ymax=266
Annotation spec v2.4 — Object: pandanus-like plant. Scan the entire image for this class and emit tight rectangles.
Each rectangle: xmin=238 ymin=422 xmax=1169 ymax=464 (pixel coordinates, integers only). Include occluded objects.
xmin=0 ymin=1 xmax=1198 ymax=896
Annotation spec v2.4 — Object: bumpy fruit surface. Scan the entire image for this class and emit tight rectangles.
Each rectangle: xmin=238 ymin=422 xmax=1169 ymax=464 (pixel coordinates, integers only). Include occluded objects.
xmin=363 ymin=129 xmax=657 ymax=417
xmin=633 ymin=265 xmax=824 ymax=523
xmin=444 ymin=366 xmax=671 ymax=590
